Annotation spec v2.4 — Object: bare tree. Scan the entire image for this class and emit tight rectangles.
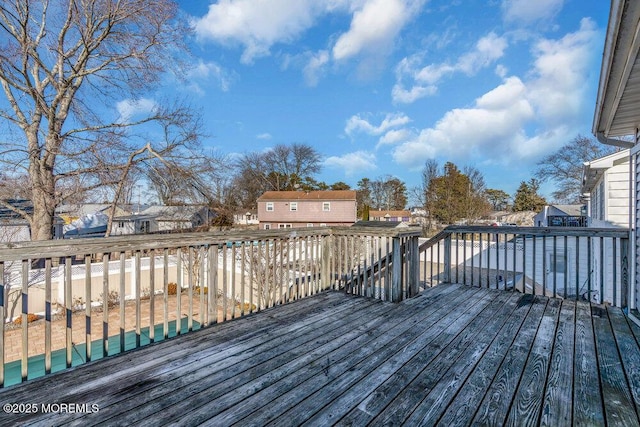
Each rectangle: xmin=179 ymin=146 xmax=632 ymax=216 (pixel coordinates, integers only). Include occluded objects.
xmin=233 ymin=143 xmax=322 ymax=208
xmin=535 ymin=134 xmax=617 ymax=203
xmin=0 ymin=0 xmax=202 ymax=240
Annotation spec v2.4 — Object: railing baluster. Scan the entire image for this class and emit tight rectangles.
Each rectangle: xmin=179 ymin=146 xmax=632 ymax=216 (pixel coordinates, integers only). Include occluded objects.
xmin=135 ymin=250 xmax=141 ymax=348
xmin=102 ymin=254 xmax=109 ymax=357
xmin=231 ymin=243 xmax=236 ymax=317
xmin=462 ymin=233 xmax=467 ymax=286
xmin=163 ymin=249 xmax=169 ymax=338
xmin=599 ymin=236 xmax=604 ymax=304
xmin=21 ymin=260 xmax=28 ymax=380
xmin=187 ymin=247 xmax=194 ymax=329
xmin=45 ymin=258 xmax=52 ymax=371
xmin=563 ymin=236 xmax=568 ymax=299
xmin=119 ymin=252 xmax=125 ymax=352
xmin=587 ymin=236 xmax=592 ymax=299
xmin=199 ymin=246 xmax=205 ymax=327
xmin=0 ymin=261 xmax=4 ymax=388
xmin=65 ymin=256 xmax=72 ymax=368
xmin=212 ymin=245 xmax=220 ymax=323
xmin=149 ymin=250 xmax=155 ymax=342
xmin=613 ymin=237 xmax=618 ymax=306
xmin=85 ymin=254 xmax=92 ymax=362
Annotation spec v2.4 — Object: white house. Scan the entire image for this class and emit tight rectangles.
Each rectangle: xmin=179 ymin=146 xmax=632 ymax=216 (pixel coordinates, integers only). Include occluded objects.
xmin=592 ymin=0 xmax=640 ymax=320
xmin=533 ymin=205 xmax=586 ymax=227
xmin=581 ymin=149 xmax=631 ymax=228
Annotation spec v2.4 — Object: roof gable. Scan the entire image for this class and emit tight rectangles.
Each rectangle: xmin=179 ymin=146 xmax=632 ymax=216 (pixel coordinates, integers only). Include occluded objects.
xmin=257 ymin=190 xmax=356 ymax=201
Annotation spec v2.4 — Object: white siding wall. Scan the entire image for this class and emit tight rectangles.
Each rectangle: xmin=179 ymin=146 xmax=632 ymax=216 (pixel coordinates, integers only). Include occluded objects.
xmin=607 ymin=162 xmax=631 ymax=227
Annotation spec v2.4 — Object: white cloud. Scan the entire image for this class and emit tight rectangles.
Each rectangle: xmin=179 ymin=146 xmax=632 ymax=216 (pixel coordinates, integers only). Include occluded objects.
xmin=345 ymin=112 xmax=411 ymax=137
xmin=332 ymin=0 xmax=424 ymax=61
xmin=192 ymin=0 xmax=426 ymax=83
xmin=192 ymin=0 xmax=322 ymax=64
xmin=116 ymin=98 xmax=157 ymax=122
xmin=378 ymin=128 xmax=415 ymax=147
xmin=256 ymin=133 xmax=272 ymax=140
xmin=393 ymin=32 xmax=508 ymax=104
xmin=526 ymin=18 xmax=599 ymax=126
xmin=325 ymin=151 xmax=377 ymax=176
xmin=391 ymin=19 xmax=600 ymax=168
xmin=502 ymin=0 xmax=564 ymax=24
xmin=187 ymin=60 xmax=234 ymax=93
xmin=303 ymin=50 xmax=330 ymax=86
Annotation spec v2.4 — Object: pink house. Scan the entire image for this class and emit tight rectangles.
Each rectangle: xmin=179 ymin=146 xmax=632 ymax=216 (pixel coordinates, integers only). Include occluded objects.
xmin=257 ymin=190 xmax=357 ymax=229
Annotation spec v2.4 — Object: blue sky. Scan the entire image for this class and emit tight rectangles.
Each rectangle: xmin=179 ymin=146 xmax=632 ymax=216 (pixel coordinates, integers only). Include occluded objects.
xmin=171 ymin=0 xmax=610 ymax=201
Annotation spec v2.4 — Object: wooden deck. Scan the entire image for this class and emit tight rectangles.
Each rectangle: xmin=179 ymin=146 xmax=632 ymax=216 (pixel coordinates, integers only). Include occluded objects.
xmin=0 ymin=283 xmax=639 ymax=426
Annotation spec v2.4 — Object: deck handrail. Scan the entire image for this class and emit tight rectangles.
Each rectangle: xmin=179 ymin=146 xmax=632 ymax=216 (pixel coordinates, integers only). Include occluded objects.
xmin=418 ymin=225 xmax=630 ymax=309
xmin=0 ymin=226 xmax=420 ymax=387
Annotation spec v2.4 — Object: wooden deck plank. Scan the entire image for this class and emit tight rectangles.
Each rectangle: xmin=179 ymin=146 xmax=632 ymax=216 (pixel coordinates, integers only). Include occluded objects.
xmin=174 ymin=285 xmax=483 ymax=426
xmin=505 ymin=298 xmax=561 ymax=426
xmin=293 ymin=286 xmax=492 ymax=427
xmin=607 ymin=306 xmax=640 ymax=420
xmin=403 ymin=292 xmax=528 ymax=426
xmin=0 ymin=284 xmax=638 ymax=427
xmin=434 ymin=293 xmax=536 ymax=427
xmin=592 ymin=304 xmax=639 ymax=426
xmin=323 ymin=289 xmax=512 ymax=427
xmin=471 ymin=296 xmax=548 ymax=426
xmin=47 ymin=292 xmax=405 ymax=427
xmin=1 ymin=290 xmax=354 ymax=404
xmin=573 ymin=300 xmax=604 ymax=426
xmin=540 ymin=299 xmax=575 ymax=426
xmin=369 ymin=291 xmax=521 ymax=426
xmin=91 ymin=296 xmax=405 ymax=426
xmin=2 ymin=292 xmax=381 ymax=426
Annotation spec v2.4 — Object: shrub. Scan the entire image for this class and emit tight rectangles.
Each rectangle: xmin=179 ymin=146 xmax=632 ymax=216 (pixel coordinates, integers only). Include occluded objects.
xmin=13 ymin=313 xmax=39 ymax=325
xmin=167 ymin=282 xmax=178 ymax=295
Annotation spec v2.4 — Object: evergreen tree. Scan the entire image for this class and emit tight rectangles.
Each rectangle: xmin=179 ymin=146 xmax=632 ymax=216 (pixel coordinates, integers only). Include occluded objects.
xmin=513 ymin=179 xmax=547 ymax=212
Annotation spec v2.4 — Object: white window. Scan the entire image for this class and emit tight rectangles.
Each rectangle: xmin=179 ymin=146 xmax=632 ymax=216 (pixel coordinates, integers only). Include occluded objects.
xmin=266 ymin=202 xmax=274 ymax=212
xmin=278 ymin=223 xmax=292 ymax=229
xmin=264 ymin=224 xmax=271 ymax=230
xmin=307 ymin=223 xmax=314 ymax=227
xmin=323 ymin=202 xmax=331 ymax=211
xmin=290 ymin=202 xmax=298 ymax=211
xmin=320 ymin=223 xmax=326 ymax=227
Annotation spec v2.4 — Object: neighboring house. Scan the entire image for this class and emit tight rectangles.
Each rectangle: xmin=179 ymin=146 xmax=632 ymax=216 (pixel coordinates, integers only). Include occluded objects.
xmin=111 ymin=205 xmax=216 ymax=235
xmin=257 ymin=190 xmax=357 ymax=229
xmin=533 ymin=205 xmax=587 ymax=227
xmin=368 ymin=209 xmax=411 ymax=223
xmin=592 ymin=0 xmax=640 ymax=320
xmin=581 ymin=149 xmax=630 ymax=228
xmin=352 ymin=220 xmax=415 ymax=229
xmin=233 ymin=211 xmax=258 ymax=226
xmin=0 ymin=199 xmax=64 ymax=241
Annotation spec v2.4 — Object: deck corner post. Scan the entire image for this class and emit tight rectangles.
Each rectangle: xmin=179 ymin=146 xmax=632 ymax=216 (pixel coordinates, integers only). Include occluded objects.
xmin=408 ymin=235 xmax=419 ymax=298
xmin=392 ymin=236 xmax=402 ymax=302
xmin=621 ymin=234 xmax=630 ymax=309
xmin=443 ymin=233 xmax=452 ymax=284
xmin=321 ymin=234 xmax=332 ymax=291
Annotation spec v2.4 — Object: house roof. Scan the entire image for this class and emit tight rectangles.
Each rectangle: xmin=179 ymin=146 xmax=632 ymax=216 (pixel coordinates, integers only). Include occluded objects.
xmin=0 ymin=199 xmax=33 ymax=219
xmin=593 ymin=0 xmax=640 ymax=143
xmin=257 ymin=190 xmax=356 ymax=201
xmin=581 ymin=149 xmax=630 ymax=193
xmin=141 ymin=205 xmax=206 ymax=221
xmin=549 ymin=205 xmax=584 ymax=216
xmin=369 ymin=210 xmax=411 ymax=217
xmin=352 ymin=221 xmax=413 ymax=229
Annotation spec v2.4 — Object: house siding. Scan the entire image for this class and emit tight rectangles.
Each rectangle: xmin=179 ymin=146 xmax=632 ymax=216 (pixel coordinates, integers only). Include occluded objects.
xmin=257 ymin=191 xmax=357 ymax=228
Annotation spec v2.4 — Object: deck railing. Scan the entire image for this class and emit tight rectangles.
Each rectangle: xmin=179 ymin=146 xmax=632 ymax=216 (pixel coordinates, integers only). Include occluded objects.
xmin=1 ymin=224 xmax=628 ymax=387
xmin=0 ymin=227 xmax=421 ymax=387
xmin=419 ymin=225 xmax=630 ymax=308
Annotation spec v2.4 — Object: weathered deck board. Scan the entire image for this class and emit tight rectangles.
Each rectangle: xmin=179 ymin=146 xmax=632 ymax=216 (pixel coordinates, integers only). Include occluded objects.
xmin=592 ymin=305 xmax=640 ymax=426
xmin=0 ymin=284 xmax=638 ymax=427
